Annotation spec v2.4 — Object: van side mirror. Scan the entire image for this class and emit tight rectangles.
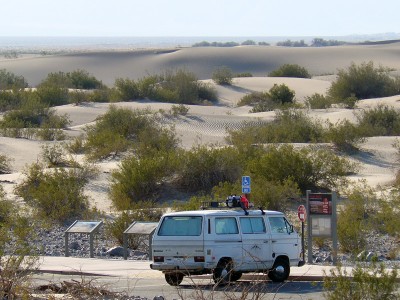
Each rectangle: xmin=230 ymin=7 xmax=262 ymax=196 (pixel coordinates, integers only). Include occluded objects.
xmin=289 ymin=224 xmax=294 ymax=234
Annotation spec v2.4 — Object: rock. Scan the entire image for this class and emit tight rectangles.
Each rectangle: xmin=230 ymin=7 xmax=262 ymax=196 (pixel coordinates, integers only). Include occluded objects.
xmin=324 ymin=255 xmax=333 ymax=263
xmin=69 ymin=241 xmax=81 ymax=250
xmin=106 ymin=246 xmax=125 ymax=257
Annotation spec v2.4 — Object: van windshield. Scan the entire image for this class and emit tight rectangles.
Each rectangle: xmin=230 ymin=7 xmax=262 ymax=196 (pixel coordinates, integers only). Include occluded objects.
xmin=158 ymin=216 xmax=202 ymax=236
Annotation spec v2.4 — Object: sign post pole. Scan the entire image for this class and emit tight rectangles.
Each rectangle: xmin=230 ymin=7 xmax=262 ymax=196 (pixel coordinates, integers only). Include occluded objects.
xmin=297 ymin=204 xmax=306 ymax=262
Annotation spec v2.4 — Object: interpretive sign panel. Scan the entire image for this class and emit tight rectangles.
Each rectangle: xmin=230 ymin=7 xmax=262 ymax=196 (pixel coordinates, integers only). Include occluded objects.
xmin=309 ymin=193 xmax=332 ymax=215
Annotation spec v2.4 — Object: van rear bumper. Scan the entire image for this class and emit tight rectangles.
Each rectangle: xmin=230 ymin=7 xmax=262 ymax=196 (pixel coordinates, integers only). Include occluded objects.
xmin=150 ymin=262 xmax=204 ymax=272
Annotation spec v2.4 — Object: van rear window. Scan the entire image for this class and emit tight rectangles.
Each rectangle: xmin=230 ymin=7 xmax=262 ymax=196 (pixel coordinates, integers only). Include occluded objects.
xmin=158 ymin=216 xmax=202 ymax=236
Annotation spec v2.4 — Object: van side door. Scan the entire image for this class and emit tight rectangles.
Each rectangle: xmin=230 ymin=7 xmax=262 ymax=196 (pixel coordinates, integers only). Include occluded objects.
xmin=267 ymin=216 xmax=299 ymax=263
xmin=211 ymin=217 xmax=242 ymax=267
xmin=239 ymin=216 xmax=273 ymax=271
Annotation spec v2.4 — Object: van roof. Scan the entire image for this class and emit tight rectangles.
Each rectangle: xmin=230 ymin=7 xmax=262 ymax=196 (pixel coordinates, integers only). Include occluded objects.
xmin=162 ymin=209 xmax=284 ymax=217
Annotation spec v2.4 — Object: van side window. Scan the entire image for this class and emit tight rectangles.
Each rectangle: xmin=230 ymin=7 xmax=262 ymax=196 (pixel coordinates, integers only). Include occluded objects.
xmin=240 ymin=217 xmax=266 ymax=234
xmin=269 ymin=217 xmax=290 ymax=234
xmin=158 ymin=216 xmax=202 ymax=236
xmin=215 ymin=217 xmax=239 ymax=234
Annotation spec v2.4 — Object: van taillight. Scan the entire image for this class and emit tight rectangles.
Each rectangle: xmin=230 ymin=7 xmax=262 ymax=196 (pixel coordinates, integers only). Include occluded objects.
xmin=154 ymin=256 xmax=164 ymax=262
xmin=194 ymin=256 xmax=205 ymax=262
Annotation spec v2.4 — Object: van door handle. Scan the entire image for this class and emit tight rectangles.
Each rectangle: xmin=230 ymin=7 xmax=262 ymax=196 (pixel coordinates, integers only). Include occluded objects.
xmin=272 ymin=240 xmax=277 ymax=243
xmin=263 ymin=241 xmax=269 ymax=243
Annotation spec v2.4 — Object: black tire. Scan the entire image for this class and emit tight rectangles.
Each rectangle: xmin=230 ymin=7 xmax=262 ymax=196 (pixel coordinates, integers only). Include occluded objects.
xmin=165 ymin=272 xmax=184 ymax=286
xmin=230 ymin=271 xmax=242 ymax=282
xmin=268 ymin=258 xmax=290 ymax=282
xmin=213 ymin=259 xmax=233 ymax=285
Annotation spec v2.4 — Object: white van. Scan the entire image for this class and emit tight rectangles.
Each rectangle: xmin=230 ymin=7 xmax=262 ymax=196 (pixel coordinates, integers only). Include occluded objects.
xmin=150 ymin=206 xmax=304 ymax=286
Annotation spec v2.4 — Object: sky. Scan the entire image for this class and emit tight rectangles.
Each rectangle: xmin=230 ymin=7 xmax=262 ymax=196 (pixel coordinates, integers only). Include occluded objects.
xmin=1 ymin=0 xmax=399 ymax=37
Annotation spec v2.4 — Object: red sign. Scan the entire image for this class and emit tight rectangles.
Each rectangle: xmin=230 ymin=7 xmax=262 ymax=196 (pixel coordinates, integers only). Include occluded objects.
xmin=309 ymin=193 xmax=332 ymax=215
xmin=298 ymin=205 xmax=306 ymax=222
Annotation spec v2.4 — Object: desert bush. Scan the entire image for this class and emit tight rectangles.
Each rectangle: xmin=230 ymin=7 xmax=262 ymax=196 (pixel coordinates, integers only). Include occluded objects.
xmin=269 ymin=64 xmax=311 ymax=78
xmin=84 ymin=106 xmax=153 ymax=160
xmin=0 ymin=69 xmax=28 ymax=90
xmin=14 ymin=163 xmax=92 ymax=222
xmin=0 ymin=96 xmax=70 ymax=140
xmin=109 ymin=153 xmax=177 ymax=210
xmin=0 ymin=153 xmax=13 ymax=174
xmin=38 ymin=69 xmax=103 ymax=90
xmin=0 ymin=90 xmax=23 ymax=112
xmin=69 ymin=69 xmax=103 ymax=89
xmin=356 ymin=104 xmax=400 ymax=136
xmin=328 ymin=61 xmax=398 ymax=100
xmin=66 ymin=135 xmax=86 ymax=154
xmin=269 ymin=83 xmax=295 ymax=104
xmin=68 ymin=90 xmax=90 ymax=105
xmin=84 ymin=106 xmax=179 ymax=160
xmin=235 ymin=72 xmax=253 ymax=77
xmin=227 ymin=110 xmax=323 ymax=145
xmin=325 ymin=119 xmax=365 ymax=153
xmin=237 ymin=90 xmax=272 ymax=107
xmin=114 ymin=78 xmax=140 ymax=101
xmin=212 ymin=66 xmax=234 ymax=85
xmin=0 ymin=186 xmax=39 ymax=299
xmin=305 ymin=93 xmax=333 ymax=109
xmin=373 ymin=190 xmax=400 ymax=236
xmin=175 ymin=145 xmax=242 ymax=192
xmin=337 ymin=188 xmax=374 ymax=253
xmin=323 ymin=262 xmax=399 ymax=300
xmin=40 ymin=143 xmax=70 ymax=167
xmin=87 ymin=87 xmax=116 ymax=103
xmin=250 ymin=178 xmax=301 ymax=212
xmin=246 ymin=144 xmax=354 ymax=191
xmin=35 ymin=85 xmax=69 ymax=106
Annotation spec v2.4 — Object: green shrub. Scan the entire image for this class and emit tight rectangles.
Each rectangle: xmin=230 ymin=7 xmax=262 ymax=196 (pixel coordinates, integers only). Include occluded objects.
xmin=0 ymin=154 xmax=12 ymax=174
xmin=250 ymin=178 xmax=300 ymax=212
xmin=0 ymin=69 xmax=28 ymax=90
xmin=14 ymin=163 xmax=92 ymax=222
xmin=337 ymin=189 xmax=372 ymax=253
xmin=356 ymin=104 xmax=400 ymax=136
xmin=305 ymin=93 xmax=333 ymax=109
xmin=110 ymin=153 xmax=177 ymax=210
xmin=38 ymin=69 xmax=103 ymax=90
xmin=84 ymin=106 xmax=178 ymax=160
xmin=212 ymin=66 xmax=234 ymax=85
xmin=0 ymin=90 xmax=23 ymax=112
xmin=0 ymin=185 xmax=38 ymax=299
xmin=269 ymin=64 xmax=311 ymax=78
xmin=247 ymin=144 xmax=354 ymax=191
xmin=69 ymin=69 xmax=103 ymax=89
xmin=328 ymin=61 xmax=398 ymax=100
xmin=325 ymin=119 xmax=365 ymax=153
xmin=35 ymin=85 xmax=69 ymax=106
xmin=227 ymin=110 xmax=323 ymax=144
xmin=0 ymin=96 xmax=70 ymax=140
xmin=323 ymin=262 xmax=399 ymax=300
xmin=238 ymin=91 xmax=271 ymax=107
xmin=235 ymin=72 xmax=253 ymax=78
xmin=269 ymin=83 xmax=295 ymax=104
xmin=40 ymin=143 xmax=68 ymax=167
xmin=114 ymin=78 xmax=140 ymax=101
xmin=175 ymin=145 xmax=242 ymax=192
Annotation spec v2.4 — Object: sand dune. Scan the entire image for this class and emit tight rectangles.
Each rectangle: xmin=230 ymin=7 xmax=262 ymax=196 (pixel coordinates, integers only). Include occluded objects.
xmin=1 ymin=44 xmax=400 ymax=212
xmin=1 ymin=43 xmax=400 ymax=87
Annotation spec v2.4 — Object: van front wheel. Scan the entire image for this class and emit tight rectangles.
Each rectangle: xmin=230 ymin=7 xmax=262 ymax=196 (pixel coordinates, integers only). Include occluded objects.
xmin=213 ymin=259 xmax=233 ymax=285
xmin=165 ymin=272 xmax=184 ymax=286
xmin=268 ymin=258 xmax=290 ymax=282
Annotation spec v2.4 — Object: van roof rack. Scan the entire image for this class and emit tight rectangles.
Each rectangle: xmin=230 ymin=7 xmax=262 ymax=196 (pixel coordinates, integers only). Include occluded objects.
xmin=201 ymin=195 xmax=266 ymax=216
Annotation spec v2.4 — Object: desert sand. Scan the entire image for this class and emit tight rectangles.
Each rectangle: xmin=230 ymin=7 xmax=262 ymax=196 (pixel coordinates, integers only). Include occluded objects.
xmin=1 ymin=43 xmax=400 ymax=212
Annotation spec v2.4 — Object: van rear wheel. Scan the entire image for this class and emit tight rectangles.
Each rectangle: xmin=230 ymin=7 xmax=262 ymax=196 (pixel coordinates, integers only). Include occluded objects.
xmin=268 ymin=258 xmax=290 ymax=282
xmin=165 ymin=272 xmax=184 ymax=286
xmin=213 ymin=259 xmax=233 ymax=285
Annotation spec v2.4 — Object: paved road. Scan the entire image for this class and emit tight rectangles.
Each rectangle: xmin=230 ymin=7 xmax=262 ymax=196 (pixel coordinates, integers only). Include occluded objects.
xmin=32 ymin=273 xmax=325 ymax=299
